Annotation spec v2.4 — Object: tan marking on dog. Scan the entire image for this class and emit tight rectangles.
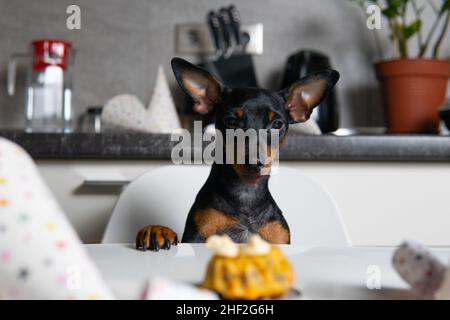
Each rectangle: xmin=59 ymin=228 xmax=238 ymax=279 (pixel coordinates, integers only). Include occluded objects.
xmin=181 ymin=72 xmax=221 ymax=114
xmin=258 ymin=221 xmax=290 ymax=244
xmin=260 ymin=144 xmax=280 ymax=176
xmin=231 ymin=144 xmax=281 ymax=181
xmin=287 ymin=79 xmax=327 ymax=122
xmin=136 ymin=225 xmax=178 ymax=250
xmin=268 ymin=111 xmax=276 ymax=122
xmin=235 ymin=108 xmax=244 ymax=118
xmin=232 ymin=164 xmax=262 ymax=184
xmin=194 ymin=208 xmax=239 ymax=238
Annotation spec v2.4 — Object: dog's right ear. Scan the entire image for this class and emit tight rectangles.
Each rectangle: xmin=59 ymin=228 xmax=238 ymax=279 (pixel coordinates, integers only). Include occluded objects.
xmin=171 ymin=57 xmax=224 ymax=114
xmin=278 ymin=70 xmax=339 ymax=123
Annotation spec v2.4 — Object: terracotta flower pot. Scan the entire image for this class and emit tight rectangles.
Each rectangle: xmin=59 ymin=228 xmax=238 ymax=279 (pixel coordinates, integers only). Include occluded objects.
xmin=375 ymin=59 xmax=450 ymax=133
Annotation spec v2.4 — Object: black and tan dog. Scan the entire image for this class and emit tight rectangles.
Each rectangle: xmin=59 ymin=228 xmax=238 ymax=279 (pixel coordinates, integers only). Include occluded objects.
xmin=136 ymin=57 xmax=339 ymax=251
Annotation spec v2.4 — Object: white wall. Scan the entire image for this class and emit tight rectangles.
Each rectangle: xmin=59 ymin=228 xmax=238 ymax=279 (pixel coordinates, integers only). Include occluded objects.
xmin=2 ymin=0 xmax=448 ymax=129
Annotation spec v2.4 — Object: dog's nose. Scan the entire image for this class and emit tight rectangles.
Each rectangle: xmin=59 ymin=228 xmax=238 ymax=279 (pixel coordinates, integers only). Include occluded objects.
xmin=245 ymin=161 xmax=264 ymax=169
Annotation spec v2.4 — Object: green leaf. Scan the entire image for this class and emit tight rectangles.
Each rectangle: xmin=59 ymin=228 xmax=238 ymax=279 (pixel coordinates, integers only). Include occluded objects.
xmin=382 ymin=7 xmax=399 ymax=17
xmin=387 ymin=0 xmax=402 ymax=10
xmin=440 ymin=0 xmax=450 ymax=14
xmin=404 ymin=19 xmax=422 ymax=39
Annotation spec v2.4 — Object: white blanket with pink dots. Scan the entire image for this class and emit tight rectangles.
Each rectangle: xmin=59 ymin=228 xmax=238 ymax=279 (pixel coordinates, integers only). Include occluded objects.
xmin=0 ymin=138 xmax=113 ymax=299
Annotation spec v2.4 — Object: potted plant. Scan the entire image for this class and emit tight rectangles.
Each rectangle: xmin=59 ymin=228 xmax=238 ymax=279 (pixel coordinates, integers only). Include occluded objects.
xmin=352 ymin=0 xmax=450 ymax=133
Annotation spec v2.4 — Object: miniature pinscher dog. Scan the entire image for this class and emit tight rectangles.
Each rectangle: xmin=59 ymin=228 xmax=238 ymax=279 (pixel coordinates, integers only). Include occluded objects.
xmin=136 ymin=57 xmax=339 ymax=251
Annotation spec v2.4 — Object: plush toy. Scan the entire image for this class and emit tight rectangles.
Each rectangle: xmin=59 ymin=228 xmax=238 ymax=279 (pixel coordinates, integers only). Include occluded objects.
xmin=393 ymin=241 xmax=450 ymax=298
xmin=101 ymin=66 xmax=181 ymax=134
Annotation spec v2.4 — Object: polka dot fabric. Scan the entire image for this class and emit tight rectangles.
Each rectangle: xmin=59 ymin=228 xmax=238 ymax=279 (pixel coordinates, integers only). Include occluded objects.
xmin=101 ymin=66 xmax=181 ymax=134
xmin=0 ymin=138 xmax=113 ymax=300
xmin=392 ymin=241 xmax=446 ymax=295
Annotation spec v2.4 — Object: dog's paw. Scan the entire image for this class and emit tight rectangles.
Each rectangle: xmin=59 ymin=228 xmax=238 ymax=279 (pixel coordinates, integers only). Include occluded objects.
xmin=136 ymin=225 xmax=178 ymax=252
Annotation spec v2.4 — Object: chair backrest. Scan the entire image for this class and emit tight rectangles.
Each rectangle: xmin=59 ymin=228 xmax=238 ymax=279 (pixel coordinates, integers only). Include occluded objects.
xmin=102 ymin=165 xmax=351 ymax=246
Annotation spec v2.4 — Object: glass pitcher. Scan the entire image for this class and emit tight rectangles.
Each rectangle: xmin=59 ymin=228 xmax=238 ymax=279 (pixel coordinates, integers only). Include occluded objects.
xmin=7 ymin=40 xmax=75 ymax=132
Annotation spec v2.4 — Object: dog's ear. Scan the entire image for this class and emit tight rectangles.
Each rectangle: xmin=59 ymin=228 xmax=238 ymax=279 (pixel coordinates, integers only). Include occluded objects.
xmin=171 ymin=57 xmax=225 ymax=114
xmin=279 ymin=70 xmax=339 ymax=123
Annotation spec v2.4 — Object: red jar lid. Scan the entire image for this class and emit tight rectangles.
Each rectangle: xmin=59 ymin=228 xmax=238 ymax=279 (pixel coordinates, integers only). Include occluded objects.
xmin=32 ymin=39 xmax=72 ymax=71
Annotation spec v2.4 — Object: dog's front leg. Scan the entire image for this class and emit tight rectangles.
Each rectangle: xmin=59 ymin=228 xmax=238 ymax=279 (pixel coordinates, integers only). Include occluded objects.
xmin=136 ymin=225 xmax=178 ymax=251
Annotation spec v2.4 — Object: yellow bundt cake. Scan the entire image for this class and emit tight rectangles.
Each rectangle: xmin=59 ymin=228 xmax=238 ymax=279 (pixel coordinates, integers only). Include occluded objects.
xmin=201 ymin=235 xmax=294 ymax=299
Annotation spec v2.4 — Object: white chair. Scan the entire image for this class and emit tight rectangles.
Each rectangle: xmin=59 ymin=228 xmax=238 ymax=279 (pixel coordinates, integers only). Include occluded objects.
xmin=102 ymin=165 xmax=351 ymax=246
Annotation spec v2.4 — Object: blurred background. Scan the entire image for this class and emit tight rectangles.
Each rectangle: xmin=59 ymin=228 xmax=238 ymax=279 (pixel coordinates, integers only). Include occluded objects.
xmin=1 ymin=0 xmax=450 ymax=245
xmin=2 ymin=0 xmax=449 ymax=132
xmin=0 ymin=0 xmax=416 ymax=130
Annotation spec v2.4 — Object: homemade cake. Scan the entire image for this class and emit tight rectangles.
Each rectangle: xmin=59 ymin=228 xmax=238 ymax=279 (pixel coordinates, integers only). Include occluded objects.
xmin=201 ymin=234 xmax=294 ymax=299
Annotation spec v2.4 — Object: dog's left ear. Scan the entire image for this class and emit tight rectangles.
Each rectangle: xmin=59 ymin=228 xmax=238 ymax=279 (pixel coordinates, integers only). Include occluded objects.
xmin=171 ymin=57 xmax=225 ymax=114
xmin=279 ymin=70 xmax=339 ymax=123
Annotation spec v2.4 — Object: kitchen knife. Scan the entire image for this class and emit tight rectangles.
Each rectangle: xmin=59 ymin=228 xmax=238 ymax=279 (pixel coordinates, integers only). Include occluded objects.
xmin=207 ymin=10 xmax=225 ymax=58
xmin=218 ymin=8 xmax=235 ymax=58
xmin=228 ymin=5 xmax=248 ymax=51
xmin=207 ymin=6 xmax=258 ymax=88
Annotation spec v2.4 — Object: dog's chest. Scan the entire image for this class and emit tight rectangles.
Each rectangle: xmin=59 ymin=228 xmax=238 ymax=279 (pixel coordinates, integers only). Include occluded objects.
xmin=193 ymin=206 xmax=266 ymax=243
xmin=222 ymin=223 xmax=254 ymax=243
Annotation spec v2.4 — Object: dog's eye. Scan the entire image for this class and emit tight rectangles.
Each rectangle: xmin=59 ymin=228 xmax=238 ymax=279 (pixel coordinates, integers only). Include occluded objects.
xmin=271 ymin=120 xmax=284 ymax=129
xmin=223 ymin=116 xmax=240 ymax=128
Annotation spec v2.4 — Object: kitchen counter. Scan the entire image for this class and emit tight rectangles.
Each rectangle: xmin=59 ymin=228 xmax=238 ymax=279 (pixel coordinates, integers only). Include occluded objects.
xmin=1 ymin=131 xmax=450 ymax=161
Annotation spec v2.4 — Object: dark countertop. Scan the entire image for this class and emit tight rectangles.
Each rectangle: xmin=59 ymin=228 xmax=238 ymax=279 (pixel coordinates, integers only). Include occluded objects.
xmin=1 ymin=131 xmax=450 ymax=161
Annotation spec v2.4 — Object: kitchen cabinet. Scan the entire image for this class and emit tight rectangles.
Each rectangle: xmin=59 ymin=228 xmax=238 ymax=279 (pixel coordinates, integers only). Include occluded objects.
xmin=36 ymin=159 xmax=450 ymax=246
xmin=285 ymin=162 xmax=450 ymax=247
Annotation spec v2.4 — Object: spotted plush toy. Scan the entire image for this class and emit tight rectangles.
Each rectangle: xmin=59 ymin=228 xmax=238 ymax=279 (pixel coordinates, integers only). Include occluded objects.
xmin=392 ymin=241 xmax=448 ymax=297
